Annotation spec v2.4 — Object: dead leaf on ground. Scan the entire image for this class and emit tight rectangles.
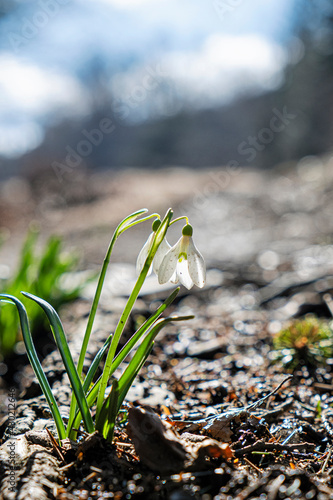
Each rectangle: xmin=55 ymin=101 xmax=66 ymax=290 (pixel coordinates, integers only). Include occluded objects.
xmin=127 ymin=406 xmax=233 ymax=474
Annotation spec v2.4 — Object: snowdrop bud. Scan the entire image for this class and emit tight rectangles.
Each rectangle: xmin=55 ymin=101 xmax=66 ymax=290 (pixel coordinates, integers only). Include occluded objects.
xmin=182 ymin=224 xmax=193 ymax=237
xmin=152 ymin=219 xmax=161 ymax=231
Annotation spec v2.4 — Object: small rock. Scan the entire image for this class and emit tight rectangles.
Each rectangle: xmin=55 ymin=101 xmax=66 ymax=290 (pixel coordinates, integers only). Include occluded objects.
xmin=3 ymin=417 xmax=34 ymax=440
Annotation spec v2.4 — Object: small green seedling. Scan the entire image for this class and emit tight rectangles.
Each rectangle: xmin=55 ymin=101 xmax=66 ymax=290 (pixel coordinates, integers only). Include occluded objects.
xmin=0 ymin=208 xmax=205 ymax=443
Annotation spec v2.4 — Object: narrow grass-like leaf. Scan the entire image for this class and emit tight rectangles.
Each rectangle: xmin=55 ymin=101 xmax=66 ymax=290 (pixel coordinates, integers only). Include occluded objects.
xmin=77 ymin=209 xmax=150 ymax=379
xmin=108 ymin=287 xmax=180 ymax=377
xmin=117 ymin=212 xmax=159 ymax=235
xmin=74 ymin=288 xmax=179 ymax=419
xmin=67 ymin=335 xmax=112 ymax=434
xmin=106 ymin=379 xmax=119 ymax=442
xmin=0 ymin=295 xmax=66 ymax=441
xmin=96 ymin=347 xmax=151 ymax=432
xmin=0 ymin=229 xmax=85 ymax=358
xmin=96 ymin=208 xmax=174 ymax=419
xmin=12 ymin=228 xmax=38 ymax=286
xmin=69 ymin=306 xmax=162 ymax=436
xmin=0 ymin=230 xmax=38 ymax=354
xmin=83 ymin=336 xmax=113 ymax=394
xmin=95 ymin=379 xmax=119 ymax=440
xmin=117 ymin=208 xmax=148 ymax=232
xmin=117 ymin=316 xmax=193 ymax=407
xmin=117 ymin=345 xmax=152 ymax=412
xmin=97 ymin=315 xmax=193 ymax=432
xmin=22 ymin=292 xmax=94 ymax=434
xmin=71 ymin=209 xmax=158 ymax=429
xmin=72 ymin=313 xmax=193 ymax=436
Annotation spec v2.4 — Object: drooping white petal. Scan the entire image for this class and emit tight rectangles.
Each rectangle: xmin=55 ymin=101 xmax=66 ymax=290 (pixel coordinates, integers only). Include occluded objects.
xmin=187 ymin=238 xmax=206 ymax=288
xmin=158 ymin=239 xmax=181 ymax=284
xmin=136 ymin=232 xmax=154 ymax=276
xmin=177 ymin=257 xmax=194 ymax=290
xmin=169 ymin=270 xmax=179 ymax=284
xmin=152 ymin=238 xmax=171 ymax=275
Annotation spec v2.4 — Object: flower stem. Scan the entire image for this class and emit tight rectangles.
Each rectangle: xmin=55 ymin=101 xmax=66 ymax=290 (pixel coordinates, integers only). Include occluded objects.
xmin=95 ymin=208 xmax=173 ymax=419
xmin=69 ymin=210 xmax=157 ymax=430
xmin=170 ymin=216 xmax=189 ymax=226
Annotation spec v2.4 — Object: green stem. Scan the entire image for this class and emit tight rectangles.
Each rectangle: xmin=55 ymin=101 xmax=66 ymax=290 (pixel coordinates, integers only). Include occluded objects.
xmin=95 ymin=260 xmax=150 ymax=417
xmin=69 ymin=209 xmax=157 ymax=429
xmin=77 ymin=235 xmax=117 ymax=378
xmin=77 ymin=208 xmax=158 ymax=376
xmin=95 ymin=208 xmax=173 ymax=419
xmin=70 ymin=315 xmax=193 ymax=434
xmin=76 ymin=209 xmax=159 ymax=378
xmin=170 ymin=216 xmax=189 ymax=226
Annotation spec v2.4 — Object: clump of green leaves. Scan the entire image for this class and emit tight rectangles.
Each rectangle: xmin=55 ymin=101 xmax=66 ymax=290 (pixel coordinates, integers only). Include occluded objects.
xmin=0 ymin=208 xmax=202 ymax=444
xmin=0 ymin=227 xmax=86 ymax=357
xmin=271 ymin=315 xmax=333 ymax=371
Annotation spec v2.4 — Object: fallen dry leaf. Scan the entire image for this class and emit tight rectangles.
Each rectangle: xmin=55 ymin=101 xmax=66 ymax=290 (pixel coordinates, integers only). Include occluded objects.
xmin=127 ymin=406 xmax=233 ymax=474
xmin=127 ymin=406 xmax=188 ymax=474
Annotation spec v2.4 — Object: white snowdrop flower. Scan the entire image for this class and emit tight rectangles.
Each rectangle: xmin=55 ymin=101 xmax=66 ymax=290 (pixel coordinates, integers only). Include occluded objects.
xmin=152 ymin=237 xmax=171 ymax=274
xmin=136 ymin=220 xmax=171 ymax=276
xmin=158 ymin=224 xmax=206 ymax=290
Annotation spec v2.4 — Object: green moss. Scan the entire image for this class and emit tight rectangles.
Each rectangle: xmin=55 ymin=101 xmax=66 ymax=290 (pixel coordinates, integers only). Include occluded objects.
xmin=271 ymin=315 xmax=333 ymax=371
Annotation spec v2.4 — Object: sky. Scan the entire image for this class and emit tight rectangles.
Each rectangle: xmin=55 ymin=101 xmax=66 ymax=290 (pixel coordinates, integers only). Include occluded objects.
xmin=0 ymin=0 xmax=297 ymax=158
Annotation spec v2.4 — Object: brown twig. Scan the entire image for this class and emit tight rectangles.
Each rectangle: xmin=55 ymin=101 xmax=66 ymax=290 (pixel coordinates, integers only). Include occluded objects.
xmin=255 ymin=398 xmax=294 ymax=422
xmin=46 ymin=427 xmax=65 ymax=463
xmin=319 ymin=447 xmax=332 ymax=474
xmin=233 ymin=439 xmax=315 ymax=457
xmin=243 ymin=456 xmax=263 ymax=473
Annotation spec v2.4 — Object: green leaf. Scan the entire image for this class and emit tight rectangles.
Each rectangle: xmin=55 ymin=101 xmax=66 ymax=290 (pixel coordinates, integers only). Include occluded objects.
xmin=67 ymin=335 xmax=112 ymax=435
xmin=116 ymin=208 xmax=148 ymax=234
xmin=96 ymin=315 xmax=193 ymax=433
xmin=96 ymin=208 xmax=174 ymax=419
xmin=95 ymin=379 xmax=119 ymax=441
xmin=22 ymin=292 xmax=94 ymax=435
xmin=108 ymin=287 xmax=180 ymax=377
xmin=76 ymin=208 xmax=155 ymax=383
xmin=0 ymin=295 xmax=66 ymax=441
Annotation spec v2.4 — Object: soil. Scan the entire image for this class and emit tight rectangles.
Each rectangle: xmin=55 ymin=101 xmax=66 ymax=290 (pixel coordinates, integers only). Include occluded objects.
xmin=1 ymin=157 xmax=333 ymax=499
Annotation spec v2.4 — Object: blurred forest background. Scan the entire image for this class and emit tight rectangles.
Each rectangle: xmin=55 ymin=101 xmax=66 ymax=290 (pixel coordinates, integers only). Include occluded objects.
xmin=0 ymin=0 xmax=332 ymax=184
